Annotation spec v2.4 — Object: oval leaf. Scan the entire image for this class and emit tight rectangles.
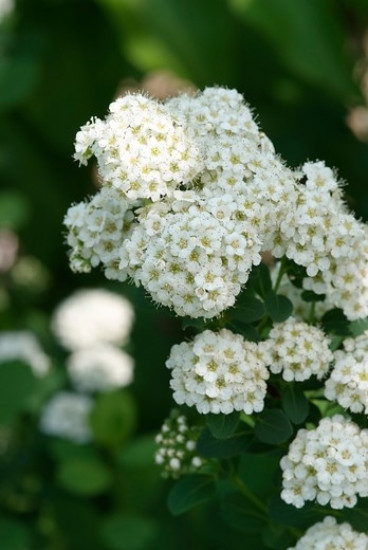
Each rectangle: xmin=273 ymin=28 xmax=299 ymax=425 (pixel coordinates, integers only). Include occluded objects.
xmin=167 ymin=474 xmax=216 ymax=516
xmin=264 ymin=292 xmax=293 ymax=322
xmin=254 ymin=409 xmax=293 ymax=445
xmin=281 ymin=385 xmax=309 ymax=425
xmin=197 ymin=427 xmax=252 ymax=458
xmin=207 ymin=412 xmax=240 ymax=439
xmin=230 ymin=295 xmax=265 ymax=323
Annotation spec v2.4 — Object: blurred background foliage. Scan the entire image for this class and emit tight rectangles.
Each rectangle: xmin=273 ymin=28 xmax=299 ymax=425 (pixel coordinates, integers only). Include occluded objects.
xmin=1 ymin=0 xmax=368 ymax=548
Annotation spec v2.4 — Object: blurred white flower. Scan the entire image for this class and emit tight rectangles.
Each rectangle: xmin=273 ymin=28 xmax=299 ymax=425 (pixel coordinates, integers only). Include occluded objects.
xmin=0 ymin=330 xmax=50 ymax=376
xmin=0 ymin=0 xmax=13 ymax=22
xmin=67 ymin=343 xmax=134 ymax=393
xmin=39 ymin=391 xmax=93 ymax=443
xmin=51 ymin=288 xmax=134 ymax=351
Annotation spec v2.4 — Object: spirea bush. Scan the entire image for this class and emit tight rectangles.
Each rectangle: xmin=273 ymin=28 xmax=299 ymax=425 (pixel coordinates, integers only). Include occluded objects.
xmin=64 ymin=86 xmax=368 ymax=548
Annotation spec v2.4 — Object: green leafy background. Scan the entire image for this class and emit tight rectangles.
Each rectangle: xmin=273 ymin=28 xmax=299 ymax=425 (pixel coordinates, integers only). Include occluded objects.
xmin=1 ymin=0 xmax=368 ymax=548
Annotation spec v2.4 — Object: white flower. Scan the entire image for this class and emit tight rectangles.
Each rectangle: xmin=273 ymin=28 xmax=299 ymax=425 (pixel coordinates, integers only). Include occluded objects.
xmin=67 ymin=344 xmax=134 ymax=393
xmin=325 ymin=331 xmax=368 ymax=414
xmin=167 ymin=329 xmax=269 ymax=414
xmin=262 ymin=316 xmax=333 ymax=381
xmin=280 ymin=415 xmax=368 ymax=509
xmin=287 ymin=516 xmax=368 ymax=549
xmin=154 ymin=409 xmax=204 ymax=478
xmin=39 ymin=392 xmax=93 ymax=443
xmin=0 ymin=331 xmax=50 ymax=376
xmin=51 ymin=288 xmax=134 ymax=351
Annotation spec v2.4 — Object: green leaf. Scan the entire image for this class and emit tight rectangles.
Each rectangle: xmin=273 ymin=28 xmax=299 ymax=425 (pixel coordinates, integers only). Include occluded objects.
xmin=247 ymin=263 xmax=272 ymax=298
xmin=220 ymin=492 xmax=266 ymax=534
xmin=0 ymin=361 xmax=37 ymax=422
xmin=300 ymin=290 xmax=326 ymax=303
xmin=350 ymin=317 xmax=368 ymax=337
xmin=57 ymin=457 xmax=112 ymax=496
xmin=197 ymin=427 xmax=252 ymax=458
xmin=321 ymin=308 xmax=351 ymax=336
xmin=167 ymin=474 xmax=216 ymax=516
xmin=264 ymin=292 xmax=293 ymax=323
xmin=181 ymin=317 xmax=208 ymax=331
xmin=281 ymin=385 xmax=309 ymax=425
xmin=0 ymin=518 xmax=30 ymax=550
xmin=268 ymin=494 xmax=322 ymax=528
xmin=227 ymin=321 xmax=261 ymax=342
xmin=90 ymin=391 xmax=136 ymax=448
xmin=262 ymin=523 xmax=294 ymax=549
xmin=100 ymin=514 xmax=158 ymax=550
xmin=254 ymin=409 xmax=293 ymax=445
xmin=344 ymin=498 xmax=368 ymax=531
xmin=207 ymin=412 xmax=240 ymax=439
xmin=230 ymin=295 xmax=265 ymax=323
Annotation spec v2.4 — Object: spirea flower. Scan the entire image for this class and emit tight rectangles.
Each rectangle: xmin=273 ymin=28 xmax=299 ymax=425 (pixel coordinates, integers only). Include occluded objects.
xmin=167 ymin=329 xmax=269 ymax=414
xmin=51 ymin=288 xmax=134 ymax=351
xmin=325 ymin=332 xmax=368 ymax=414
xmin=280 ymin=415 xmax=368 ymax=509
xmin=120 ymin=194 xmax=262 ymax=318
xmin=263 ymin=316 xmax=333 ymax=381
xmin=63 ymin=186 xmax=135 ymax=279
xmin=74 ymin=93 xmax=203 ymax=201
xmin=39 ymin=391 xmax=93 ymax=443
xmin=154 ymin=409 xmax=204 ymax=478
xmin=67 ymin=344 xmax=134 ymax=393
xmin=0 ymin=331 xmax=50 ymax=376
xmin=287 ymin=516 xmax=368 ymax=550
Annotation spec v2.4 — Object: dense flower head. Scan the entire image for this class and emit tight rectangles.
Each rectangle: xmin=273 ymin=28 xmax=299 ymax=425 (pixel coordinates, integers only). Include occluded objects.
xmin=51 ymin=287 xmax=134 ymax=351
xmin=120 ymin=193 xmax=263 ymax=317
xmin=262 ymin=316 xmax=333 ymax=381
xmin=0 ymin=330 xmax=50 ymax=376
xmin=63 ymin=186 xmax=135 ymax=279
xmin=39 ymin=391 xmax=93 ymax=443
xmin=66 ymin=87 xmax=368 ymax=320
xmin=74 ymin=93 xmax=203 ymax=201
xmin=67 ymin=344 xmax=134 ymax=393
xmin=325 ymin=332 xmax=368 ymax=414
xmin=287 ymin=516 xmax=368 ymax=550
xmin=167 ymin=329 xmax=269 ymax=414
xmin=280 ymin=415 xmax=368 ymax=509
xmin=154 ymin=409 xmax=204 ymax=478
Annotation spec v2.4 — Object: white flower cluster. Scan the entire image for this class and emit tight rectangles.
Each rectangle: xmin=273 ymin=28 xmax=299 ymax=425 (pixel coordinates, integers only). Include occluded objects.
xmin=39 ymin=391 xmax=93 ymax=443
xmin=65 ymin=88 xmax=368 ymax=320
xmin=276 ymin=161 xmax=368 ymax=320
xmin=288 ymin=516 xmax=368 ymax=550
xmin=65 ymin=88 xmax=298 ymax=318
xmin=66 ymin=344 xmax=134 ymax=393
xmin=74 ymin=93 xmax=203 ymax=201
xmin=0 ymin=331 xmax=50 ymax=376
xmin=0 ymin=0 xmax=13 ymax=22
xmin=64 ymin=187 xmax=135 ymax=279
xmin=280 ymin=415 xmax=368 ymax=509
xmin=154 ymin=409 xmax=204 ymax=478
xmin=167 ymin=329 xmax=269 ymax=414
xmin=51 ymin=288 xmax=134 ymax=393
xmin=262 ymin=316 xmax=333 ymax=381
xmin=51 ymin=288 xmax=134 ymax=350
xmin=325 ymin=332 xmax=368 ymax=414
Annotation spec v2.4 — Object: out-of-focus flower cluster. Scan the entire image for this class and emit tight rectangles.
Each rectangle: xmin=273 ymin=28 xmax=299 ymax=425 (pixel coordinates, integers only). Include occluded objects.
xmin=39 ymin=288 xmax=135 ymax=443
xmin=65 ymin=87 xmax=368 ymax=321
xmin=154 ymin=409 xmax=204 ymax=478
xmin=0 ymin=330 xmax=50 ymax=376
xmin=287 ymin=516 xmax=368 ymax=550
xmin=280 ymin=415 xmax=368 ymax=509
